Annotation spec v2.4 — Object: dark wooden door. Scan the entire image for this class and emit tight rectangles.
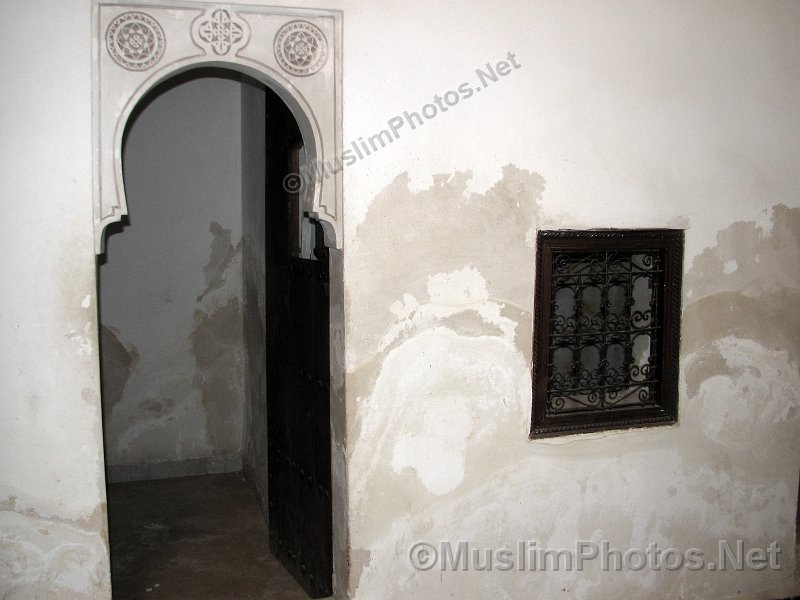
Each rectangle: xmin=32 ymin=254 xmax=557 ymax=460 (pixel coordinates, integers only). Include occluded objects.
xmin=264 ymin=90 xmax=332 ymax=599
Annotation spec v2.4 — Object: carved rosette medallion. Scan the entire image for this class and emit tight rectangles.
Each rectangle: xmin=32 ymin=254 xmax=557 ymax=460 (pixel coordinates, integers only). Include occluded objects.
xmin=274 ymin=20 xmax=328 ymax=77
xmin=106 ymin=11 xmax=165 ymax=71
xmin=191 ymin=9 xmax=250 ymax=56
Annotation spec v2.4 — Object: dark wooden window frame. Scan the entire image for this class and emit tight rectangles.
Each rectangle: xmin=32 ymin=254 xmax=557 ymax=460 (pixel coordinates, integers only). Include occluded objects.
xmin=531 ymin=229 xmax=683 ymax=438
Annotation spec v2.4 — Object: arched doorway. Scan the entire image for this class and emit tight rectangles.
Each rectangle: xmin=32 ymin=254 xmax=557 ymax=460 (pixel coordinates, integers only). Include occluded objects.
xmin=99 ymin=65 xmax=333 ymax=598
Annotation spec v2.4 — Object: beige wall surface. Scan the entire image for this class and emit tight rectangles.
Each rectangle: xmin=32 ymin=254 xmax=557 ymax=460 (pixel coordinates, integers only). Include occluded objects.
xmin=1 ymin=1 xmax=799 ymax=599
xmin=338 ymin=1 xmax=800 ymax=599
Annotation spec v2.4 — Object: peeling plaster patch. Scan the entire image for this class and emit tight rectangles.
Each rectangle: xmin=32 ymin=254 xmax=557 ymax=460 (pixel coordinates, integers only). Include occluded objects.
xmin=348 ymin=165 xmax=545 ymax=367
xmin=686 ymin=469 xmax=794 ymax=540
xmin=438 ymin=310 xmax=506 ymax=339
xmin=240 ymin=204 xmax=268 ymax=512
xmin=137 ymin=398 xmax=173 ymax=416
xmin=0 ymin=496 xmax=18 ymax=512
xmin=99 ymin=325 xmax=138 ymax=423
xmin=682 ymin=289 xmax=800 ymax=362
xmin=81 ymin=387 xmax=95 ymax=405
xmin=81 ymin=295 xmax=91 ymax=309
xmin=348 ymin=547 xmax=372 ymax=596
xmin=682 ymin=205 xmax=800 ymax=366
xmin=388 ymin=293 xmax=418 ymax=320
xmin=682 ymin=342 xmax=735 ymax=399
xmin=693 ymin=337 xmax=799 ymax=447
xmin=67 ymin=322 xmax=95 ymax=356
xmin=350 ymin=327 xmax=529 ymax=539
xmin=112 ymin=387 xmax=212 ymax=463
xmin=0 ymin=503 xmax=110 ymax=598
xmin=524 ymin=226 xmax=536 ymax=247
xmin=103 ymin=226 xmax=244 ymax=466
xmin=722 ymin=258 xmax=738 ymax=274
xmin=190 ymin=297 xmax=244 ymax=456
xmin=380 ymin=266 xmax=516 ymax=352
xmin=115 ymin=418 xmax=167 ymax=456
xmin=0 ymin=527 xmax=109 ymax=598
xmin=391 ymin=400 xmax=474 ymax=495
xmin=671 ymin=202 xmax=800 ymax=595
xmin=680 ymin=206 xmax=800 ymax=445
xmin=197 ymin=221 xmax=241 ymax=302
xmin=354 ymin=449 xmax=694 ymax=599
xmin=347 ymin=165 xmax=543 ymax=591
xmin=348 ymin=181 xmax=800 ymax=598
xmin=103 ymin=222 xmax=244 ymax=465
xmin=685 ymin=204 xmax=800 ymax=303
xmin=0 ymin=490 xmax=67 ymax=525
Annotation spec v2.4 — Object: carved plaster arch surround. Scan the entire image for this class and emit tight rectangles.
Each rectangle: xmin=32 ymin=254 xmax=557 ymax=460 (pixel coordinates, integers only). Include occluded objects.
xmin=93 ymin=1 xmax=343 ymax=253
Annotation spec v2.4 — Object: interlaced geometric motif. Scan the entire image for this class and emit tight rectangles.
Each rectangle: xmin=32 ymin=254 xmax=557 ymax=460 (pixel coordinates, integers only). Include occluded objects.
xmin=274 ymin=20 xmax=328 ymax=77
xmin=105 ymin=11 xmax=165 ymax=71
xmin=195 ymin=9 xmax=247 ymax=56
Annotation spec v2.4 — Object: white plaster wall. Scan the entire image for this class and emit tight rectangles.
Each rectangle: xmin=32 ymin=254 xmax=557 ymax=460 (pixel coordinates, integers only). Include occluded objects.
xmin=0 ymin=1 xmax=110 ymax=597
xmin=2 ymin=1 xmax=800 ymax=599
xmin=333 ymin=1 xmax=800 ymax=599
xmin=337 ymin=0 xmax=800 ymax=259
xmin=99 ymin=74 xmax=246 ymax=468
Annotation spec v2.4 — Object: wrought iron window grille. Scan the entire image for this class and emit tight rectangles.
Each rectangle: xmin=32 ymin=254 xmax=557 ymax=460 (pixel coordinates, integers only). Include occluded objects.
xmin=531 ymin=229 xmax=683 ymax=437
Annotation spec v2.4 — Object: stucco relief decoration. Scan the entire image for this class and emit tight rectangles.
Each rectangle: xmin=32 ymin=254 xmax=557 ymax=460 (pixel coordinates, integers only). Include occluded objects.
xmin=95 ymin=4 xmax=341 ymax=253
xmin=106 ymin=11 xmax=165 ymax=71
xmin=274 ymin=20 xmax=328 ymax=77
xmin=191 ymin=9 xmax=250 ymax=56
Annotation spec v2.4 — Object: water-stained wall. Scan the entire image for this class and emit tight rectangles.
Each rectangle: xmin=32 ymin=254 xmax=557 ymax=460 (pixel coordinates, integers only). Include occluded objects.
xmin=3 ymin=1 xmax=800 ymax=599
xmin=240 ymin=79 xmax=269 ymax=509
xmin=99 ymin=73 xmax=246 ymax=475
xmin=340 ymin=1 xmax=800 ymax=598
xmin=346 ymin=193 xmax=800 ymax=599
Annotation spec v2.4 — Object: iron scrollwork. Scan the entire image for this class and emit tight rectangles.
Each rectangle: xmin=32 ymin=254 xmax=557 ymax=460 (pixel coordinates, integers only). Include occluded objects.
xmin=531 ymin=229 xmax=683 ymax=437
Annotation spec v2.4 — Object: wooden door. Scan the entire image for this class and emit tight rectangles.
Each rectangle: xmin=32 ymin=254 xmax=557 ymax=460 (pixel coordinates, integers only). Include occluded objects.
xmin=264 ymin=89 xmax=332 ymax=598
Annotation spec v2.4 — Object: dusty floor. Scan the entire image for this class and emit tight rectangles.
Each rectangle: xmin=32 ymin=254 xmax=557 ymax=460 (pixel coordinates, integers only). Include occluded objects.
xmin=107 ymin=473 xmax=309 ymax=600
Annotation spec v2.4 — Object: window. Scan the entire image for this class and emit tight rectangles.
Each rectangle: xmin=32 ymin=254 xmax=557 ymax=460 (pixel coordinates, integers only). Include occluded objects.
xmin=531 ymin=229 xmax=683 ymax=437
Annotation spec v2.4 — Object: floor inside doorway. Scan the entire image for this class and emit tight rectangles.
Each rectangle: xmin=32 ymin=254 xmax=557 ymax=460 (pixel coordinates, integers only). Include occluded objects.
xmin=108 ymin=473 xmax=310 ymax=600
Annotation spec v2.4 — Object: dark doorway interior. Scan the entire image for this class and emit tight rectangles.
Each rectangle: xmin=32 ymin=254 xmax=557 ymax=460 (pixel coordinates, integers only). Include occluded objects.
xmin=107 ymin=474 xmax=308 ymax=600
xmin=102 ymin=68 xmax=333 ymax=599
